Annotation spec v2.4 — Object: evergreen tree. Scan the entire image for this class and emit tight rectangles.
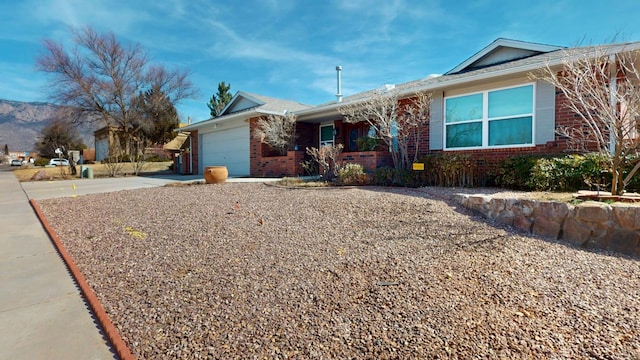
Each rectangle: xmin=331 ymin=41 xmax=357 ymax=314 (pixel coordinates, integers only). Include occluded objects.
xmin=133 ymin=85 xmax=180 ymax=145
xmin=207 ymin=81 xmax=232 ymax=117
xmin=3 ymin=144 xmax=8 ymax=155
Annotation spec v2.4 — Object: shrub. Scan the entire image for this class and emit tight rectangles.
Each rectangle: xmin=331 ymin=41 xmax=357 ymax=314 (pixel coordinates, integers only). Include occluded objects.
xmin=355 ymin=136 xmax=380 ymax=151
xmin=531 ymin=154 xmax=591 ymax=191
xmin=372 ymin=167 xmax=396 ymax=186
xmin=419 ymin=153 xmax=476 ymax=187
xmin=496 ymin=153 xmax=615 ymax=192
xmin=305 ymin=144 xmax=343 ymax=180
xmin=34 ymin=158 xmax=50 ymax=166
xmin=337 ymin=163 xmax=367 ymax=185
xmin=579 ymin=153 xmax=611 ymax=191
xmin=493 ymin=155 xmax=541 ymax=190
xmin=299 ymin=159 xmax=319 ymax=176
xmin=146 ymin=154 xmax=171 ymax=162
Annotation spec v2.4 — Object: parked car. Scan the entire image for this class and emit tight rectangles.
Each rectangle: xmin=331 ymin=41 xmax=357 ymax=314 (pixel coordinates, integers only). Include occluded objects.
xmin=49 ymin=158 xmax=70 ymax=166
xmin=10 ymin=159 xmax=23 ymax=166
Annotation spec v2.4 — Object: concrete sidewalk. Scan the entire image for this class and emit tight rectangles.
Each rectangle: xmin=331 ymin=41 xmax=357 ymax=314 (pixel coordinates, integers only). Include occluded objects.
xmin=0 ymin=169 xmax=116 ymax=359
xmin=1 ymin=170 xmax=279 ymax=359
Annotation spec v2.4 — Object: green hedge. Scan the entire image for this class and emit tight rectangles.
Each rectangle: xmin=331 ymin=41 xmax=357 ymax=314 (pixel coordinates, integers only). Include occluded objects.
xmin=493 ymin=153 xmax=639 ymax=192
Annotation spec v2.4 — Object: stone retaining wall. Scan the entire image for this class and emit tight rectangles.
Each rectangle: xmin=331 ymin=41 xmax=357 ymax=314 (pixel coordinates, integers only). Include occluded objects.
xmin=453 ymin=194 xmax=640 ymax=257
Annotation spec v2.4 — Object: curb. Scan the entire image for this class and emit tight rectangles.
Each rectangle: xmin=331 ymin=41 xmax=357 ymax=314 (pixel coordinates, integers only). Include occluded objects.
xmin=30 ymin=199 xmax=136 ymax=360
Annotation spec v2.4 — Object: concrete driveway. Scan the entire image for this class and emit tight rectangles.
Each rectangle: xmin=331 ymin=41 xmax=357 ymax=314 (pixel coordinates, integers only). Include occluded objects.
xmin=21 ymin=174 xmax=279 ymax=200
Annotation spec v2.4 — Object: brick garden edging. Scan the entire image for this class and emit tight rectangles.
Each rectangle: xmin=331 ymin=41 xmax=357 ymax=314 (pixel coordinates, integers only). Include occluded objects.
xmin=30 ymin=199 xmax=136 ymax=360
xmin=452 ymin=194 xmax=640 ymax=257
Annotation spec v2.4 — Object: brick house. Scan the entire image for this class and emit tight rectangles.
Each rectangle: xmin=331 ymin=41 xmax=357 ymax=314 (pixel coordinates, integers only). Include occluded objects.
xmin=183 ymin=38 xmax=640 ymax=178
xmin=179 ymin=92 xmax=311 ymax=176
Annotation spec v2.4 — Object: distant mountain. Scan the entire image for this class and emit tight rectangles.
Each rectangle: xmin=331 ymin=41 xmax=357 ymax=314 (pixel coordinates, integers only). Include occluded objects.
xmin=0 ymin=99 xmax=97 ymax=152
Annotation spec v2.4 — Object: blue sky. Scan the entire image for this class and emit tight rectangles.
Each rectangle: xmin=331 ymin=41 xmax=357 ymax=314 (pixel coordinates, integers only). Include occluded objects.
xmin=1 ymin=0 xmax=639 ymax=123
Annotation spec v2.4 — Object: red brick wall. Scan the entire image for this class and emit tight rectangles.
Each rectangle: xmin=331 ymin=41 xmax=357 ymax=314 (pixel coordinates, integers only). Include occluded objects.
xmin=191 ymin=130 xmax=199 ymax=175
xmin=250 ymin=117 xmax=306 ymax=177
xmin=252 ymin=150 xmax=305 ymax=177
xmin=339 ymin=151 xmax=393 ymax=172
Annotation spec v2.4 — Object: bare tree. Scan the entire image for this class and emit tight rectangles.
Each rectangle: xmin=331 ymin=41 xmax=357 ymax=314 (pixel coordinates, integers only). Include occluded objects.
xmin=534 ymin=45 xmax=640 ymax=194
xmin=253 ymin=112 xmax=297 ymax=155
xmin=36 ymin=26 xmax=196 ymax=159
xmin=306 ymin=144 xmax=344 ymax=180
xmin=339 ymin=89 xmax=432 ymax=170
xmin=35 ymin=109 xmax=86 ymax=159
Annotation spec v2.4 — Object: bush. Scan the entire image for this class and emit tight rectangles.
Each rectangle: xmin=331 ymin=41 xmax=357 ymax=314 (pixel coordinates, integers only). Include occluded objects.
xmin=373 ymin=167 xmax=396 ymax=186
xmin=495 ymin=153 xmax=616 ymax=192
xmin=34 ymin=158 xmax=50 ymax=166
xmin=493 ymin=155 xmax=541 ymax=190
xmin=531 ymin=154 xmax=598 ymax=191
xmin=336 ymin=163 xmax=367 ymax=185
xmin=355 ymin=136 xmax=380 ymax=151
xmin=146 ymin=154 xmax=172 ymax=162
xmin=419 ymin=153 xmax=476 ymax=187
xmin=371 ymin=167 xmax=425 ymax=187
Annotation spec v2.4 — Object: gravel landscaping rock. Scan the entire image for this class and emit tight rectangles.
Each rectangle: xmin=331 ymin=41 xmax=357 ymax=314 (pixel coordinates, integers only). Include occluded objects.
xmin=39 ymin=183 xmax=640 ymax=359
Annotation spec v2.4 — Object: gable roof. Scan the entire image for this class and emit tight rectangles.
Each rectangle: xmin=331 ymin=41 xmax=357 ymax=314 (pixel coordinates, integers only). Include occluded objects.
xmin=180 ymin=91 xmax=310 ymax=131
xmin=218 ymin=91 xmax=311 ymax=116
xmin=445 ymin=38 xmax=564 ymax=75
xmin=296 ymin=40 xmax=640 ymax=121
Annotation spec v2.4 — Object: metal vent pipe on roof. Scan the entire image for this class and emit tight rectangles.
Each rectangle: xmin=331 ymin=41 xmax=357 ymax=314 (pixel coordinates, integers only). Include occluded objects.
xmin=336 ymin=65 xmax=342 ymax=102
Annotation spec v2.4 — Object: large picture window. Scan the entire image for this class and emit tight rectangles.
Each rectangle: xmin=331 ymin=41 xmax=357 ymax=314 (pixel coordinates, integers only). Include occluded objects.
xmin=445 ymin=84 xmax=534 ymax=149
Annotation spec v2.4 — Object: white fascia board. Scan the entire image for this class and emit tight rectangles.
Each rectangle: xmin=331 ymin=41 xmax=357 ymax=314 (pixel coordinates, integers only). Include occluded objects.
xmin=255 ymin=109 xmax=288 ymax=116
xmin=179 ymin=110 xmax=258 ymax=132
xmin=216 ymin=91 xmax=241 ymax=116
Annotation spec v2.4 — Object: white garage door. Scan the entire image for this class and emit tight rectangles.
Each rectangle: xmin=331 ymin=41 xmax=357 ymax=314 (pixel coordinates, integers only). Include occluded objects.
xmin=200 ymin=124 xmax=250 ymax=176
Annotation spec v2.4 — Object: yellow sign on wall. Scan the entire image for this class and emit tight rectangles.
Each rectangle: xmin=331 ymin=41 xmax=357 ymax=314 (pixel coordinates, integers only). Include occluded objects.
xmin=412 ymin=162 xmax=425 ymax=171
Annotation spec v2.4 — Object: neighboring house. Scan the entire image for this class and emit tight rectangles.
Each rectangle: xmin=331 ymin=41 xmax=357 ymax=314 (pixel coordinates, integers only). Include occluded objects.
xmin=187 ymin=38 xmax=640 ymax=178
xmin=179 ymin=92 xmax=311 ymax=176
xmin=8 ymin=151 xmax=37 ymax=163
xmin=94 ymin=126 xmax=116 ymax=162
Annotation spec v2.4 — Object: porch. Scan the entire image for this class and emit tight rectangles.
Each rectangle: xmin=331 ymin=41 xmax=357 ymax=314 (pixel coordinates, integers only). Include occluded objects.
xmin=250 ymin=118 xmax=392 ymax=177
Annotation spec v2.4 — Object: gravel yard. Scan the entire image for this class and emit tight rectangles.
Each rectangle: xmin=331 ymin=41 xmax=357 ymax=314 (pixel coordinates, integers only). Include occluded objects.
xmin=39 ymin=183 xmax=640 ymax=359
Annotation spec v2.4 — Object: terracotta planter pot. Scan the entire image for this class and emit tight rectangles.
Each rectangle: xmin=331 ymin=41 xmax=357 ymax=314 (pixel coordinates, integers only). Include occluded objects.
xmin=204 ymin=166 xmax=228 ymax=184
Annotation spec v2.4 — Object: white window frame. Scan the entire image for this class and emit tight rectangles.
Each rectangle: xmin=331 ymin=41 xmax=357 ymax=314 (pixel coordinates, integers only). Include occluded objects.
xmin=443 ymin=83 xmax=536 ymax=150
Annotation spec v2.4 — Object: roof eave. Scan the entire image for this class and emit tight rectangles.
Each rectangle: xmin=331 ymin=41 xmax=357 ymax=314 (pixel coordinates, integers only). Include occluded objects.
xmin=179 ymin=110 xmax=259 ymax=131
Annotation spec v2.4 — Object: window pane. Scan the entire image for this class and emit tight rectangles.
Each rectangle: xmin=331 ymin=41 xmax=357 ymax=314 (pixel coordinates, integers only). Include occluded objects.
xmin=320 ymin=126 xmax=333 ymax=142
xmin=489 ymin=116 xmax=532 ymax=146
xmin=446 ymin=93 xmax=482 ymax=123
xmin=488 ymin=85 xmax=533 ymax=118
xmin=446 ymin=122 xmax=482 ymax=148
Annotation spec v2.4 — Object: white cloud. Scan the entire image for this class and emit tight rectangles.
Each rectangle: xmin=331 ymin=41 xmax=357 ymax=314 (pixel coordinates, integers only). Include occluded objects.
xmin=0 ymin=62 xmax=49 ymax=102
